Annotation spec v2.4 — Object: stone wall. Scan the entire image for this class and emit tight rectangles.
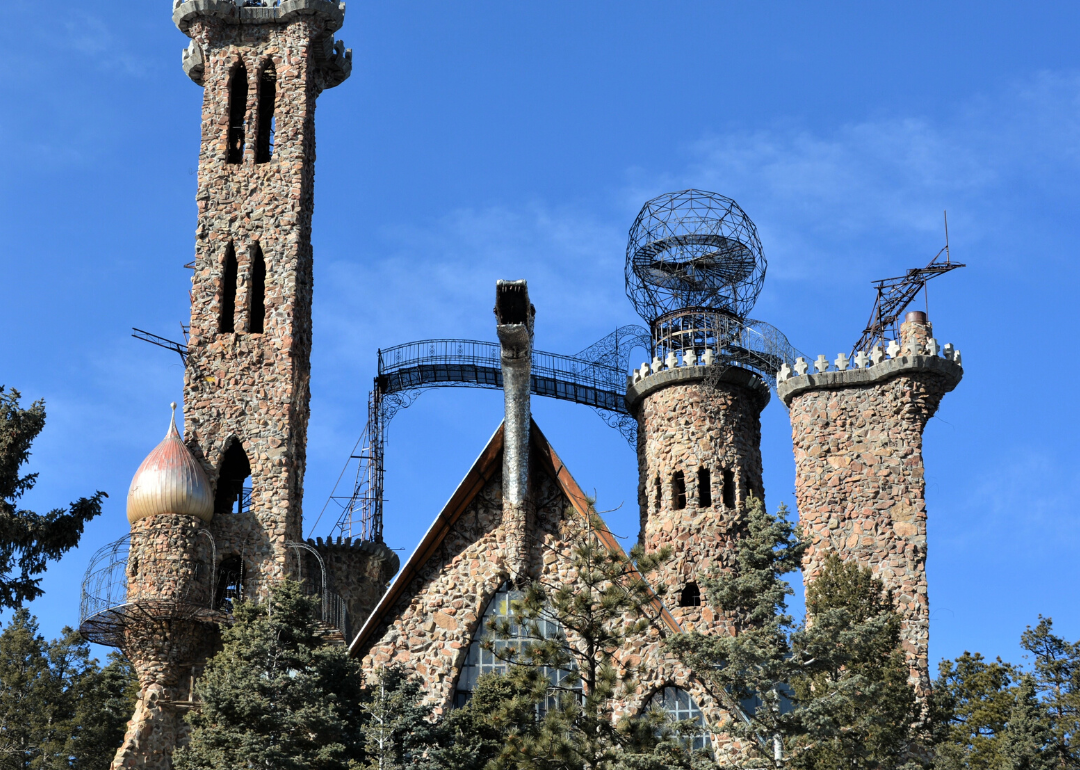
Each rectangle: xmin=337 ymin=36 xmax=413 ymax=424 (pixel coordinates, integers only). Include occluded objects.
xmin=179 ymin=3 xmax=347 ymax=600
xmin=629 ymin=366 xmax=768 ymax=631
xmin=308 ymin=537 xmax=400 ymax=637
xmin=778 ymin=322 xmax=962 ymax=690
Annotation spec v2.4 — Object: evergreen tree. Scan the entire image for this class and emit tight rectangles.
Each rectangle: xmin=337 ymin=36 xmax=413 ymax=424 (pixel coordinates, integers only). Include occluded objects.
xmin=931 ymin=651 xmax=1019 ymax=770
xmin=996 ymin=677 xmax=1054 ymax=770
xmin=466 ymin=506 xmax=706 ymax=770
xmin=175 ymin=580 xmax=369 ymax=770
xmin=1019 ymin=617 xmax=1078 ymax=769
xmin=665 ymin=496 xmax=922 ymax=769
xmin=0 ymin=387 xmax=105 ymax=610
xmin=0 ymin=610 xmax=137 ymax=770
xmin=357 ymin=666 xmax=445 ymax=770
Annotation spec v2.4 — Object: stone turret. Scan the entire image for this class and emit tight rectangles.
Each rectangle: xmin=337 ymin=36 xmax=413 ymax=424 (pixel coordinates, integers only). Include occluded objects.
xmin=112 ymin=406 xmax=217 ymax=770
xmin=777 ymin=312 xmax=963 ymax=691
xmin=628 ymin=358 xmax=770 ymax=631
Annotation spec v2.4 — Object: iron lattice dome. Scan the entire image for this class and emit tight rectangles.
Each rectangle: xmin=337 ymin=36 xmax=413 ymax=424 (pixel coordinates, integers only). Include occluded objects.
xmin=625 ymin=189 xmax=766 ymax=323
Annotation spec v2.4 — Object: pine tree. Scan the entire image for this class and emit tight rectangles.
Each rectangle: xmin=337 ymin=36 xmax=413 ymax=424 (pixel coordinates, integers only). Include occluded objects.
xmin=930 ymin=652 xmax=1018 ymax=770
xmin=997 ymin=676 xmax=1054 ymax=770
xmin=665 ymin=496 xmax=922 ymax=769
xmin=357 ymin=666 xmax=444 ymax=770
xmin=0 ymin=610 xmax=137 ymax=770
xmin=1019 ymin=617 xmax=1078 ymax=769
xmin=174 ymin=580 xmax=369 ymax=770
xmin=466 ymin=506 xmax=704 ymax=770
xmin=0 ymin=386 xmax=105 ymax=610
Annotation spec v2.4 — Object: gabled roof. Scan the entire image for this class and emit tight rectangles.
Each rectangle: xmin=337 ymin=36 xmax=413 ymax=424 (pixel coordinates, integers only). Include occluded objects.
xmin=348 ymin=419 xmax=679 ymax=658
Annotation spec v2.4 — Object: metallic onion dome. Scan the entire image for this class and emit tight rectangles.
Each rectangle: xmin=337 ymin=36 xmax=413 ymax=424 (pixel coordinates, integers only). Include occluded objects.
xmin=127 ymin=403 xmax=214 ymax=524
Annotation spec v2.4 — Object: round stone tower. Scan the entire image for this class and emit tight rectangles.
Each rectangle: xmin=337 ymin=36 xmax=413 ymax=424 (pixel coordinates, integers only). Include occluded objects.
xmin=622 ymin=190 xmax=796 ymax=631
xmin=112 ymin=406 xmax=218 ymax=770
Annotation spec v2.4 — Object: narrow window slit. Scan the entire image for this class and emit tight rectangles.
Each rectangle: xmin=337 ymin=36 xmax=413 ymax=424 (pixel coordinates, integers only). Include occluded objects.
xmin=248 ymin=245 xmax=265 ymax=333
xmin=672 ymin=471 xmax=686 ymax=511
xmin=220 ymin=243 xmax=238 ymax=333
xmin=697 ymin=467 xmax=711 ymax=508
xmin=722 ymin=468 xmax=736 ymax=509
xmin=255 ymin=62 xmax=276 ymax=164
xmin=226 ymin=61 xmax=248 ymax=164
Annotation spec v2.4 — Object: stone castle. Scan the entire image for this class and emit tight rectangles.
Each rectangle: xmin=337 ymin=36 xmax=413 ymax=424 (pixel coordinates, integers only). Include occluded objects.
xmin=78 ymin=2 xmax=963 ymax=767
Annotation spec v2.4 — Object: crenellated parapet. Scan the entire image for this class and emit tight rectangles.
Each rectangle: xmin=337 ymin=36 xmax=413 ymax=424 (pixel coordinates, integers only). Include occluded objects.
xmin=779 ymin=313 xmax=962 ymax=693
xmin=174 ymin=0 xmax=352 ymax=89
xmin=306 ymin=537 xmax=400 ymax=638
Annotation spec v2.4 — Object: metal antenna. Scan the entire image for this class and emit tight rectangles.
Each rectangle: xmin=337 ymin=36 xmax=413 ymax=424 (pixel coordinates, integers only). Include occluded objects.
xmin=850 ymin=219 xmax=965 ymax=356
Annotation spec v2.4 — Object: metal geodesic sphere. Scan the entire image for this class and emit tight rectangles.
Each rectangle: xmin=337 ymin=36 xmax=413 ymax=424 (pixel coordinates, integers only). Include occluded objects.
xmin=625 ymin=190 xmax=766 ymax=323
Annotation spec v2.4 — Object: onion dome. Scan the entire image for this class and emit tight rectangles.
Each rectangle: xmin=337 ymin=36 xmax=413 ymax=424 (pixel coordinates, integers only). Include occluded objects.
xmin=127 ymin=403 xmax=214 ymax=524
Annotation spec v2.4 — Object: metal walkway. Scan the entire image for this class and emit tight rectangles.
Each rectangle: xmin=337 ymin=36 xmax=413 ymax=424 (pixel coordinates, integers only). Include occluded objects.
xmin=313 ymin=322 xmax=801 ymax=544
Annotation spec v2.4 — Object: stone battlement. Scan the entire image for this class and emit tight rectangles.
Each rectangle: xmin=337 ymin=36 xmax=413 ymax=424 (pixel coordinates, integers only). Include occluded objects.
xmin=777 ymin=338 xmax=962 ymax=406
xmin=173 ymin=0 xmax=346 ymax=34
xmin=625 ymin=352 xmax=771 ymax=412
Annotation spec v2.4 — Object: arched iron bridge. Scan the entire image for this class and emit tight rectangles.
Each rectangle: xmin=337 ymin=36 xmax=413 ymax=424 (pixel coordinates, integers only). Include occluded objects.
xmin=314 ymin=323 xmax=800 ymax=545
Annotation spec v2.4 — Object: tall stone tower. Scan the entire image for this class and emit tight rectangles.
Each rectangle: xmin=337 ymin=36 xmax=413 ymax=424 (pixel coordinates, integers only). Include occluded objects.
xmin=622 ymin=191 xmax=795 ymax=631
xmin=777 ymin=312 xmax=962 ymax=691
xmin=176 ymin=0 xmax=352 ymax=596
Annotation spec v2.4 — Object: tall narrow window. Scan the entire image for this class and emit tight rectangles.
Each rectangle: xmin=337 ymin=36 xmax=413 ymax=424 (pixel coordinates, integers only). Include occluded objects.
xmin=255 ymin=61 xmax=277 ymax=164
xmin=226 ymin=61 xmax=248 ymax=164
xmin=697 ymin=467 xmax=711 ymax=508
xmin=220 ymin=243 xmax=238 ymax=333
xmin=653 ymin=476 xmax=662 ymax=514
xmin=214 ymin=440 xmax=251 ymax=514
xmin=672 ymin=471 xmax=686 ymax=511
xmin=248 ymin=245 xmax=265 ymax=333
xmin=722 ymin=468 xmax=736 ymax=509
xmin=214 ymin=556 xmax=244 ymax=612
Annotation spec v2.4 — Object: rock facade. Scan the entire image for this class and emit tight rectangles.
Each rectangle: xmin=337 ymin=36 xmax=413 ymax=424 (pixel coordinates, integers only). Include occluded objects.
xmin=113 ymin=516 xmax=218 ymax=770
xmin=778 ymin=320 xmax=962 ymax=690
xmin=628 ymin=365 xmax=769 ymax=631
xmin=308 ymin=537 xmax=401 ymax=640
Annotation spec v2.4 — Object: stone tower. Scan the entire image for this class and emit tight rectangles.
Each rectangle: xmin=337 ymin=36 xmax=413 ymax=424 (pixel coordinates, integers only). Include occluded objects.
xmin=776 ymin=312 xmax=963 ymax=691
xmin=621 ymin=190 xmax=792 ymax=632
xmin=629 ymin=363 xmax=769 ymax=630
xmin=76 ymin=3 xmax=397 ymax=767
xmin=176 ymin=0 xmax=352 ymax=597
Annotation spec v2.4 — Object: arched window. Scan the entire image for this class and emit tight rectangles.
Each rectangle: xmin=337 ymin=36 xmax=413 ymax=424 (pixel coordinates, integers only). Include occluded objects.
xmin=722 ymin=468 xmax=736 ymax=509
xmin=653 ymin=475 xmax=662 ymax=514
xmin=220 ymin=243 xmax=238 ymax=333
xmin=214 ymin=440 xmax=251 ymax=514
xmin=672 ymin=471 xmax=686 ymax=511
xmin=255 ymin=61 xmax=277 ymax=164
xmin=454 ymin=582 xmax=577 ymax=714
xmin=679 ymin=582 xmax=701 ymax=607
xmin=697 ymin=467 xmax=711 ymax=508
xmin=248 ymin=245 xmax=265 ymax=333
xmin=226 ymin=60 xmax=248 ymax=164
xmin=214 ymin=556 xmax=244 ymax=612
xmin=647 ymin=686 xmax=710 ymax=752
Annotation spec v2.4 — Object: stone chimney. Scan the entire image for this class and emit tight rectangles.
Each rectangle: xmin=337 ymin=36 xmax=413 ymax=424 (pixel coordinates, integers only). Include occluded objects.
xmin=495 ymin=280 xmax=535 ymax=581
xmin=899 ymin=310 xmax=933 ymax=355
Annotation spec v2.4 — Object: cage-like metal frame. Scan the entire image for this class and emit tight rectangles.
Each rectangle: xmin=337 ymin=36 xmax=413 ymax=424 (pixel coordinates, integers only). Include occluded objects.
xmin=625 ymin=189 xmax=766 ymax=323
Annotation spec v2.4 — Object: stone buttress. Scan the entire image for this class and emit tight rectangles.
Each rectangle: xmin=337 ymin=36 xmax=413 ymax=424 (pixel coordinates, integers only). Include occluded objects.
xmin=175 ymin=0 xmax=350 ymax=598
xmin=627 ymin=363 xmax=770 ymax=632
xmin=776 ymin=312 xmax=963 ymax=690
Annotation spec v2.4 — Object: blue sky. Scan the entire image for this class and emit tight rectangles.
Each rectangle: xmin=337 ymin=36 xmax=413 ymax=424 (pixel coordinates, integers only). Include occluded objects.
xmin=1 ymin=1 xmax=1077 ymax=670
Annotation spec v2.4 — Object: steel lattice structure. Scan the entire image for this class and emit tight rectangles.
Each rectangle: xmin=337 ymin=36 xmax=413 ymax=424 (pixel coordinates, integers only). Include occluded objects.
xmin=625 ymin=189 xmax=766 ymax=323
xmin=316 ymin=321 xmax=804 ymax=543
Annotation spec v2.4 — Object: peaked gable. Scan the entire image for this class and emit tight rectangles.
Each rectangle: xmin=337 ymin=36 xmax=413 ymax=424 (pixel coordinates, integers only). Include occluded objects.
xmin=349 ymin=419 xmax=678 ymax=662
